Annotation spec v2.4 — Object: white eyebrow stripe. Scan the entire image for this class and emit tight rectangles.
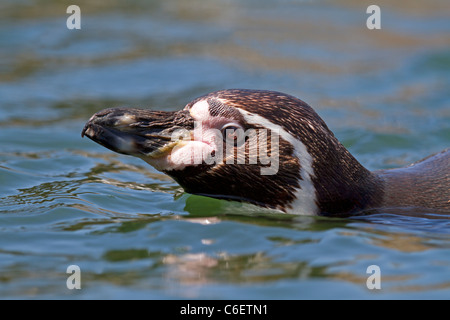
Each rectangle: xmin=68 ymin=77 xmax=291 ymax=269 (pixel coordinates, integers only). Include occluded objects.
xmin=189 ymin=100 xmax=210 ymax=120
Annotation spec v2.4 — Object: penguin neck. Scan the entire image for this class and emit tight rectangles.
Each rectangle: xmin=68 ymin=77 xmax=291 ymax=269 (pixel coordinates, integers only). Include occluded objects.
xmin=305 ymin=133 xmax=385 ymax=216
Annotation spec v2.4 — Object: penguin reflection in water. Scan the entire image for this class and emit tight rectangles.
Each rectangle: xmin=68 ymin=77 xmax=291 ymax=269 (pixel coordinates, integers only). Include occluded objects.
xmin=82 ymin=89 xmax=449 ymax=216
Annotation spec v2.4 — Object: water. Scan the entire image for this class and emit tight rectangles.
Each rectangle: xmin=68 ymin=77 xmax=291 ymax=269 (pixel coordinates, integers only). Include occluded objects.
xmin=0 ymin=0 xmax=449 ymax=299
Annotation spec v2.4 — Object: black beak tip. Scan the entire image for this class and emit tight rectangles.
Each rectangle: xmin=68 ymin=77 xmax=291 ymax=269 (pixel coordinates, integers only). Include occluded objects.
xmin=81 ymin=111 xmax=105 ymax=139
xmin=81 ymin=121 xmax=93 ymax=138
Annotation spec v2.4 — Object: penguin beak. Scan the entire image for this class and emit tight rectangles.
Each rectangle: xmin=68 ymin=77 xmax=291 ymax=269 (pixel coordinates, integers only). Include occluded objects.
xmin=81 ymin=108 xmax=195 ymax=158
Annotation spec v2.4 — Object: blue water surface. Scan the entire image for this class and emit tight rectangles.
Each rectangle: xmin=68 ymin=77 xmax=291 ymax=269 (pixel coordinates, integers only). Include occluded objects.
xmin=0 ymin=0 xmax=449 ymax=299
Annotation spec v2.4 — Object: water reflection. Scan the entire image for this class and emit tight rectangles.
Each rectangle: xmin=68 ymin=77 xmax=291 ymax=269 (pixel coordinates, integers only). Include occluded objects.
xmin=0 ymin=0 xmax=449 ymax=299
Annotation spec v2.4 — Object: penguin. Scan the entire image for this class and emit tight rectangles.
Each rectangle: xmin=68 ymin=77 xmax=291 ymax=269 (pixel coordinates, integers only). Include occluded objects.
xmin=82 ymin=89 xmax=450 ymax=216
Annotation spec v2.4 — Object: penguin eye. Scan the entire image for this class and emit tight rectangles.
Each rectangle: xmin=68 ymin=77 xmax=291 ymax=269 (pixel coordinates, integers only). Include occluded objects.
xmin=221 ymin=124 xmax=245 ymax=147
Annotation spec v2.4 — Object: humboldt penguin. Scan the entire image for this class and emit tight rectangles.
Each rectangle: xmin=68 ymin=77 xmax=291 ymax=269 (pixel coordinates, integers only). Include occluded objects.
xmin=82 ymin=89 xmax=450 ymax=216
